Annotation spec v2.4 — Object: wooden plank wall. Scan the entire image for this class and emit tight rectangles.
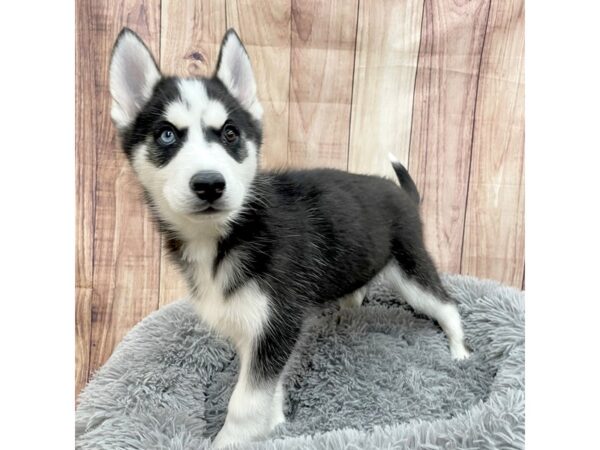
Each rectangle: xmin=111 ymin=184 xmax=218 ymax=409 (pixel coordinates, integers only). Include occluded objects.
xmin=76 ymin=0 xmax=525 ymax=396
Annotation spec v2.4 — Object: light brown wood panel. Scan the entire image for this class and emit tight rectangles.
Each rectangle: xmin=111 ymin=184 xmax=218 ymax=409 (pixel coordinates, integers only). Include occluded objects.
xmin=348 ymin=0 xmax=424 ymax=178
xmin=227 ymin=0 xmax=292 ymax=170
xmin=75 ymin=0 xmax=97 ymax=396
xmin=76 ymin=0 xmax=97 ymax=291
xmin=461 ymin=0 xmax=524 ymax=287
xmin=158 ymin=0 xmax=228 ymax=307
xmin=88 ymin=0 xmax=162 ymax=375
xmin=160 ymin=0 xmax=227 ymax=78
xmin=408 ymin=0 xmax=491 ymax=273
xmin=75 ymin=288 xmax=92 ymax=397
xmin=288 ymin=0 xmax=359 ymax=169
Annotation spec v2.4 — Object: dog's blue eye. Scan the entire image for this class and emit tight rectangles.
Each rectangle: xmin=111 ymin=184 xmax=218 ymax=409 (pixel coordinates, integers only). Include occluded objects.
xmin=157 ymin=128 xmax=177 ymax=146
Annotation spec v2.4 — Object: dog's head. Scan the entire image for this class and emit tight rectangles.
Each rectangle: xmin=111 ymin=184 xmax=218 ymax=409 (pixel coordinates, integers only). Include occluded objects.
xmin=109 ymin=28 xmax=262 ymax=234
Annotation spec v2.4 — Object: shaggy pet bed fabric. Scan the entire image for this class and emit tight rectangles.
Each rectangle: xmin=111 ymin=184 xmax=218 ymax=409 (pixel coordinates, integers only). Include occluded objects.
xmin=76 ymin=275 xmax=524 ymax=449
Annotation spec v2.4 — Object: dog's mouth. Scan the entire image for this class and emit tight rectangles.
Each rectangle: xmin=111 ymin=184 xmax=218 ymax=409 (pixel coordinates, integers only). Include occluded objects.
xmin=191 ymin=205 xmax=228 ymax=216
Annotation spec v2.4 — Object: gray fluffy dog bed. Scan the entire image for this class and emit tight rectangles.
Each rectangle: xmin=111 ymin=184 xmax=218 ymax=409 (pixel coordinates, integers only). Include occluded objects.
xmin=76 ymin=275 xmax=524 ymax=449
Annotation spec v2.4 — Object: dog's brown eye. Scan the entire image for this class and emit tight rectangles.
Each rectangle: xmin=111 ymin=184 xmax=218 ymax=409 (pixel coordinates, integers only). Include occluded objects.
xmin=221 ymin=123 xmax=239 ymax=145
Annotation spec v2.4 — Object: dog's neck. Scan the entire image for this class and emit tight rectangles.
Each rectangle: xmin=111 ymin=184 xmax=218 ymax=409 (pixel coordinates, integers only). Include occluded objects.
xmin=153 ymin=177 xmax=269 ymax=292
xmin=159 ymin=219 xmax=230 ymax=300
xmin=158 ymin=214 xmax=230 ymax=264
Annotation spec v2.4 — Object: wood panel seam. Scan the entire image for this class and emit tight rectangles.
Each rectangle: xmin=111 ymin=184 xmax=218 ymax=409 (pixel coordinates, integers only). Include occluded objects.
xmin=285 ymin=0 xmax=293 ymax=167
xmin=84 ymin=0 xmax=99 ymax=386
xmin=406 ymin=0 xmax=426 ymax=172
xmin=458 ymin=0 xmax=493 ymax=270
xmin=158 ymin=0 xmax=163 ymax=61
xmin=345 ymin=0 xmax=361 ymax=171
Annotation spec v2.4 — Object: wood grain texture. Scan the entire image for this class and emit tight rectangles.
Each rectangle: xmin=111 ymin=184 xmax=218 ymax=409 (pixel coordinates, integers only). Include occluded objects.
xmin=461 ymin=0 xmax=525 ymax=287
xmin=160 ymin=0 xmax=227 ymax=78
xmin=158 ymin=0 xmax=228 ymax=307
xmin=408 ymin=0 xmax=491 ymax=273
xmin=227 ymin=0 xmax=292 ymax=170
xmin=88 ymin=0 xmax=162 ymax=375
xmin=288 ymin=0 xmax=359 ymax=169
xmin=75 ymin=288 xmax=92 ymax=397
xmin=75 ymin=0 xmax=97 ymax=396
xmin=348 ymin=0 xmax=424 ymax=178
xmin=76 ymin=0 xmax=97 ymax=291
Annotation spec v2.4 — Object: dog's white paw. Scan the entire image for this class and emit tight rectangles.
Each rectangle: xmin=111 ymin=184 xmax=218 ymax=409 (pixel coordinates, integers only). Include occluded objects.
xmin=270 ymin=409 xmax=285 ymax=429
xmin=213 ymin=416 xmax=279 ymax=449
xmin=450 ymin=342 xmax=472 ymax=360
xmin=338 ymin=286 xmax=367 ymax=309
xmin=212 ymin=426 xmax=242 ymax=449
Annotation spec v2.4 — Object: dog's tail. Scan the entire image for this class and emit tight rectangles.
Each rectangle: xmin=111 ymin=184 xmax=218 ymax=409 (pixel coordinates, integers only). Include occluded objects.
xmin=388 ymin=153 xmax=420 ymax=204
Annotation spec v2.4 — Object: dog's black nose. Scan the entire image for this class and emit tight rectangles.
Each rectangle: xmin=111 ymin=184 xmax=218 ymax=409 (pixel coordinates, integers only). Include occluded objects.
xmin=189 ymin=171 xmax=226 ymax=203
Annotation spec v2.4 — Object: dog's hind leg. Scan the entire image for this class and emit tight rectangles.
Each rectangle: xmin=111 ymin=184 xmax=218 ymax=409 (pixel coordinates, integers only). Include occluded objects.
xmin=270 ymin=378 xmax=286 ymax=428
xmin=382 ymin=258 xmax=471 ymax=360
xmin=338 ymin=286 xmax=367 ymax=309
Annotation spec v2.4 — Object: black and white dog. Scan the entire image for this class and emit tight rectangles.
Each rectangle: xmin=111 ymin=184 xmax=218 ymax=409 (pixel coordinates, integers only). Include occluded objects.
xmin=109 ymin=28 xmax=471 ymax=448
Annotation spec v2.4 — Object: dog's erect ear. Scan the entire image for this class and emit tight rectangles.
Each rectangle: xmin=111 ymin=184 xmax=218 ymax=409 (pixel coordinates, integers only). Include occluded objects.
xmin=109 ymin=28 xmax=161 ymax=129
xmin=215 ymin=29 xmax=263 ymax=120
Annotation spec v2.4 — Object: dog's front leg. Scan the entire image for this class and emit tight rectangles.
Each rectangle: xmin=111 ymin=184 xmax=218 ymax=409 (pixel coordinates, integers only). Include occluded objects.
xmin=213 ymin=325 xmax=299 ymax=448
xmin=212 ymin=372 xmax=279 ymax=448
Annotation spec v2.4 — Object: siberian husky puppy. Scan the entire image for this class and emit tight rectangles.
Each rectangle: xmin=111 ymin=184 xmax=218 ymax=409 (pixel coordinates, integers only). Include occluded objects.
xmin=109 ymin=28 xmax=471 ymax=448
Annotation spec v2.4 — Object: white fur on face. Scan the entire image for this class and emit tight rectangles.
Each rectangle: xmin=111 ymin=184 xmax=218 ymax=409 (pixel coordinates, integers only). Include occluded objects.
xmin=131 ymin=79 xmax=258 ymax=236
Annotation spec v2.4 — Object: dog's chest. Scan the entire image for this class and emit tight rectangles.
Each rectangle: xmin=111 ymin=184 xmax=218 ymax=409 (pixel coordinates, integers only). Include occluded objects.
xmin=182 ymin=240 xmax=269 ymax=344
